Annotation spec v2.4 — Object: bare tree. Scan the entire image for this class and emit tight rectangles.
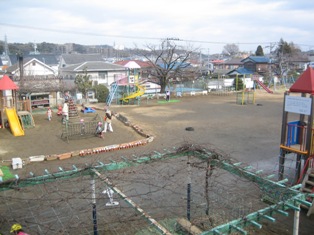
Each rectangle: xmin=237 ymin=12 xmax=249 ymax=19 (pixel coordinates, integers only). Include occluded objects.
xmin=272 ymin=38 xmax=303 ymax=78
xmin=222 ymin=43 xmax=239 ymax=57
xmin=140 ymin=39 xmax=195 ymax=93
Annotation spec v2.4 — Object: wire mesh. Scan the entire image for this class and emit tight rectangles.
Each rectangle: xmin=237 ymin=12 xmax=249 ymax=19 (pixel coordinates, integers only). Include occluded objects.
xmin=0 ymin=154 xmax=269 ymax=235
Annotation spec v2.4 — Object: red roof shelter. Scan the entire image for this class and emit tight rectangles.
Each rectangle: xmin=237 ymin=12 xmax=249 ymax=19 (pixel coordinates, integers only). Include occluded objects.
xmin=0 ymin=75 xmax=19 ymax=127
xmin=290 ymin=67 xmax=314 ymax=94
xmin=0 ymin=75 xmax=19 ymax=90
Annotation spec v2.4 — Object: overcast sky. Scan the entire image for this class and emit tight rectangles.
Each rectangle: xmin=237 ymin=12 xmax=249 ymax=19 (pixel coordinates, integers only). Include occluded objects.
xmin=1 ymin=0 xmax=314 ymax=54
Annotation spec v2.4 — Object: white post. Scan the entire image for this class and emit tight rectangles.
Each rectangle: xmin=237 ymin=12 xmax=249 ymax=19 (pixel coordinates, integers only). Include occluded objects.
xmin=293 ymin=207 xmax=300 ymax=235
xmin=91 ymin=175 xmax=98 ymax=235
xmin=187 ymin=156 xmax=191 ymax=221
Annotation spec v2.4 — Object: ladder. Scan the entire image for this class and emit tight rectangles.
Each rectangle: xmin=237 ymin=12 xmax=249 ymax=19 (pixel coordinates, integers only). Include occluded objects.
xmin=300 ymin=167 xmax=314 ymax=216
xmin=106 ymin=82 xmax=118 ymax=106
xmin=68 ymin=98 xmax=79 ymax=118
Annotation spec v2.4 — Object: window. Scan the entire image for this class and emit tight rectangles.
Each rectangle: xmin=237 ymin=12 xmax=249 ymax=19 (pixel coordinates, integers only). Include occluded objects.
xmin=99 ymin=71 xmax=108 ymax=78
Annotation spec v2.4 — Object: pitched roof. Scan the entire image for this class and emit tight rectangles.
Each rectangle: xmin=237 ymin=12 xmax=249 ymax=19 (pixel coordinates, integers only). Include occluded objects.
xmin=223 ymin=58 xmax=243 ymax=65
xmin=157 ymin=61 xmax=191 ymax=69
xmin=241 ymin=56 xmax=270 ymax=63
xmin=114 ymin=60 xmax=153 ymax=68
xmin=0 ymin=75 xmax=19 ymax=90
xmin=61 ymin=54 xmax=104 ymax=65
xmin=6 ymin=58 xmax=57 ymax=74
xmin=115 ymin=61 xmax=141 ymax=69
xmin=60 ymin=61 xmax=126 ymax=72
xmin=8 ymin=54 xmax=59 ymax=66
xmin=289 ymin=67 xmax=314 ymax=94
xmin=226 ymin=67 xmax=253 ymax=75
xmin=28 ymin=54 xmax=59 ymax=65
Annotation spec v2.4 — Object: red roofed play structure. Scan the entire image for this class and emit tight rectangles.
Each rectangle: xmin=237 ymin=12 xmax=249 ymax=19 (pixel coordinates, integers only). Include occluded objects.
xmin=289 ymin=67 xmax=314 ymax=94
xmin=0 ymin=75 xmax=25 ymax=136
xmin=279 ymin=66 xmax=314 ymax=215
xmin=0 ymin=75 xmax=19 ymax=90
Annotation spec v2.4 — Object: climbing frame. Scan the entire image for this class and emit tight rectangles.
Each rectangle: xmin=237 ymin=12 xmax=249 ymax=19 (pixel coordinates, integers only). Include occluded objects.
xmin=18 ymin=111 xmax=35 ymax=128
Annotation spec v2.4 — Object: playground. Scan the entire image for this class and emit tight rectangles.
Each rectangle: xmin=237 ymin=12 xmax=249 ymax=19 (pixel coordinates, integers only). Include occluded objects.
xmin=0 ymin=87 xmax=314 ymax=234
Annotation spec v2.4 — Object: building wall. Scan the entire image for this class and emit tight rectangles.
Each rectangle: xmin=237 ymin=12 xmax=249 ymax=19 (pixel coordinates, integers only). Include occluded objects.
xmin=61 ymin=70 xmax=127 ymax=88
xmin=14 ymin=61 xmax=57 ymax=77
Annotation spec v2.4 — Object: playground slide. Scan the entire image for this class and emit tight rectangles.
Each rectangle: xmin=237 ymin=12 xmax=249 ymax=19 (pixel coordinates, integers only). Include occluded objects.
xmin=255 ymin=79 xmax=273 ymax=94
xmin=121 ymin=85 xmax=145 ymax=103
xmin=5 ymin=108 xmax=25 ymax=136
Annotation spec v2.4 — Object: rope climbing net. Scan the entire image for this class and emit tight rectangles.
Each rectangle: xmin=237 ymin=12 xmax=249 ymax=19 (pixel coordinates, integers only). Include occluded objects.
xmin=61 ymin=114 xmax=102 ymax=142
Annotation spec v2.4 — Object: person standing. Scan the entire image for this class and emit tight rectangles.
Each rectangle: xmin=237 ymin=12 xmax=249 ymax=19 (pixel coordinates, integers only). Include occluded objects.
xmin=47 ymin=107 xmax=52 ymax=121
xmin=62 ymin=101 xmax=69 ymax=123
xmin=80 ymin=119 xmax=85 ymax=135
xmin=166 ymin=90 xmax=170 ymax=101
xmin=103 ymin=107 xmax=113 ymax=133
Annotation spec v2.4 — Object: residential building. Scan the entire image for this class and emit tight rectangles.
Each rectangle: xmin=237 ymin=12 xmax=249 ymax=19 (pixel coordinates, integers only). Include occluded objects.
xmin=114 ymin=60 xmax=153 ymax=82
xmin=6 ymin=57 xmax=62 ymax=108
xmin=226 ymin=56 xmax=270 ymax=77
xmin=59 ymin=61 xmax=127 ymax=88
xmin=59 ymin=53 xmax=104 ymax=68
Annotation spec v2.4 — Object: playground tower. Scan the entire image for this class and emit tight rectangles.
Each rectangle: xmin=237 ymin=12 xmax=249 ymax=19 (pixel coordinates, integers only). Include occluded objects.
xmin=279 ymin=67 xmax=314 ymax=185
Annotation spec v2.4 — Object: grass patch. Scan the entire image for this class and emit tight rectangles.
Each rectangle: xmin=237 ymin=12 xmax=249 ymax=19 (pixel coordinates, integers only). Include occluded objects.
xmin=0 ymin=166 xmax=15 ymax=181
xmin=157 ymin=100 xmax=181 ymax=104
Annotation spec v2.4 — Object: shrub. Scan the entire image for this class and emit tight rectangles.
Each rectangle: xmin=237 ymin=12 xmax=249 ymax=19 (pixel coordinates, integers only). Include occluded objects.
xmin=94 ymin=84 xmax=109 ymax=102
xmin=233 ymin=78 xmax=244 ymax=91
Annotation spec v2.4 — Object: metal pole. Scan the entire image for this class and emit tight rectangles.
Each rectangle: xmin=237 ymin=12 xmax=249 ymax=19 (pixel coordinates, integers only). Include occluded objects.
xmin=293 ymin=207 xmax=300 ymax=235
xmin=91 ymin=175 xmax=98 ymax=235
xmin=279 ymin=92 xmax=289 ymax=180
xmin=187 ymin=156 xmax=191 ymax=221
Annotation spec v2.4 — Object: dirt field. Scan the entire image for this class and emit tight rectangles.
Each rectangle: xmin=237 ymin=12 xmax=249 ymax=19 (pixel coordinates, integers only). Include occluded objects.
xmin=1 ymin=90 xmax=313 ymax=234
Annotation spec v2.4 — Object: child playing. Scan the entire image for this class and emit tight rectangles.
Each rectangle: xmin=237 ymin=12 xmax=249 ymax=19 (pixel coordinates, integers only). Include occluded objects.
xmin=47 ymin=107 xmax=52 ymax=121
xmin=95 ymin=122 xmax=104 ymax=138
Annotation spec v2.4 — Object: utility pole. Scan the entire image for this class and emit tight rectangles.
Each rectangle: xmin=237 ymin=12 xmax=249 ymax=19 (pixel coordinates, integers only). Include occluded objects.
xmin=268 ymin=42 xmax=276 ymax=90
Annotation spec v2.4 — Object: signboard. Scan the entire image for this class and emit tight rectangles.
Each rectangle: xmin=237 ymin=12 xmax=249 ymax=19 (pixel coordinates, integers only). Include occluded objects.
xmin=285 ymin=96 xmax=312 ymax=115
xmin=76 ymin=93 xmax=83 ymax=100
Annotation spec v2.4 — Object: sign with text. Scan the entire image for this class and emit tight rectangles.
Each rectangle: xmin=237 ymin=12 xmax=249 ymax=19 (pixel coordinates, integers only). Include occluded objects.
xmin=285 ymin=96 xmax=312 ymax=115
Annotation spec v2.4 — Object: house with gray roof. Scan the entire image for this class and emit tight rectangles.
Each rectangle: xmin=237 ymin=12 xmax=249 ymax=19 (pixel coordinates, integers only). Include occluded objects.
xmin=5 ymin=57 xmax=63 ymax=108
xmin=59 ymin=54 xmax=104 ymax=68
xmin=7 ymin=58 xmax=57 ymax=79
xmin=7 ymin=54 xmax=59 ymax=69
xmin=59 ymin=61 xmax=127 ymax=88
xmin=226 ymin=56 xmax=270 ymax=77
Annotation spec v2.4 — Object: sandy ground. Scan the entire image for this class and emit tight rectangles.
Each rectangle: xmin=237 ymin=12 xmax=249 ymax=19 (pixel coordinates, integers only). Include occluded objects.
xmin=0 ymin=90 xmax=313 ymax=234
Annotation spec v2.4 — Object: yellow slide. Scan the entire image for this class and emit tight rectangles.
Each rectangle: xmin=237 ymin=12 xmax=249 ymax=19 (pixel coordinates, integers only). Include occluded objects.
xmin=121 ymin=85 xmax=145 ymax=103
xmin=5 ymin=108 xmax=25 ymax=136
